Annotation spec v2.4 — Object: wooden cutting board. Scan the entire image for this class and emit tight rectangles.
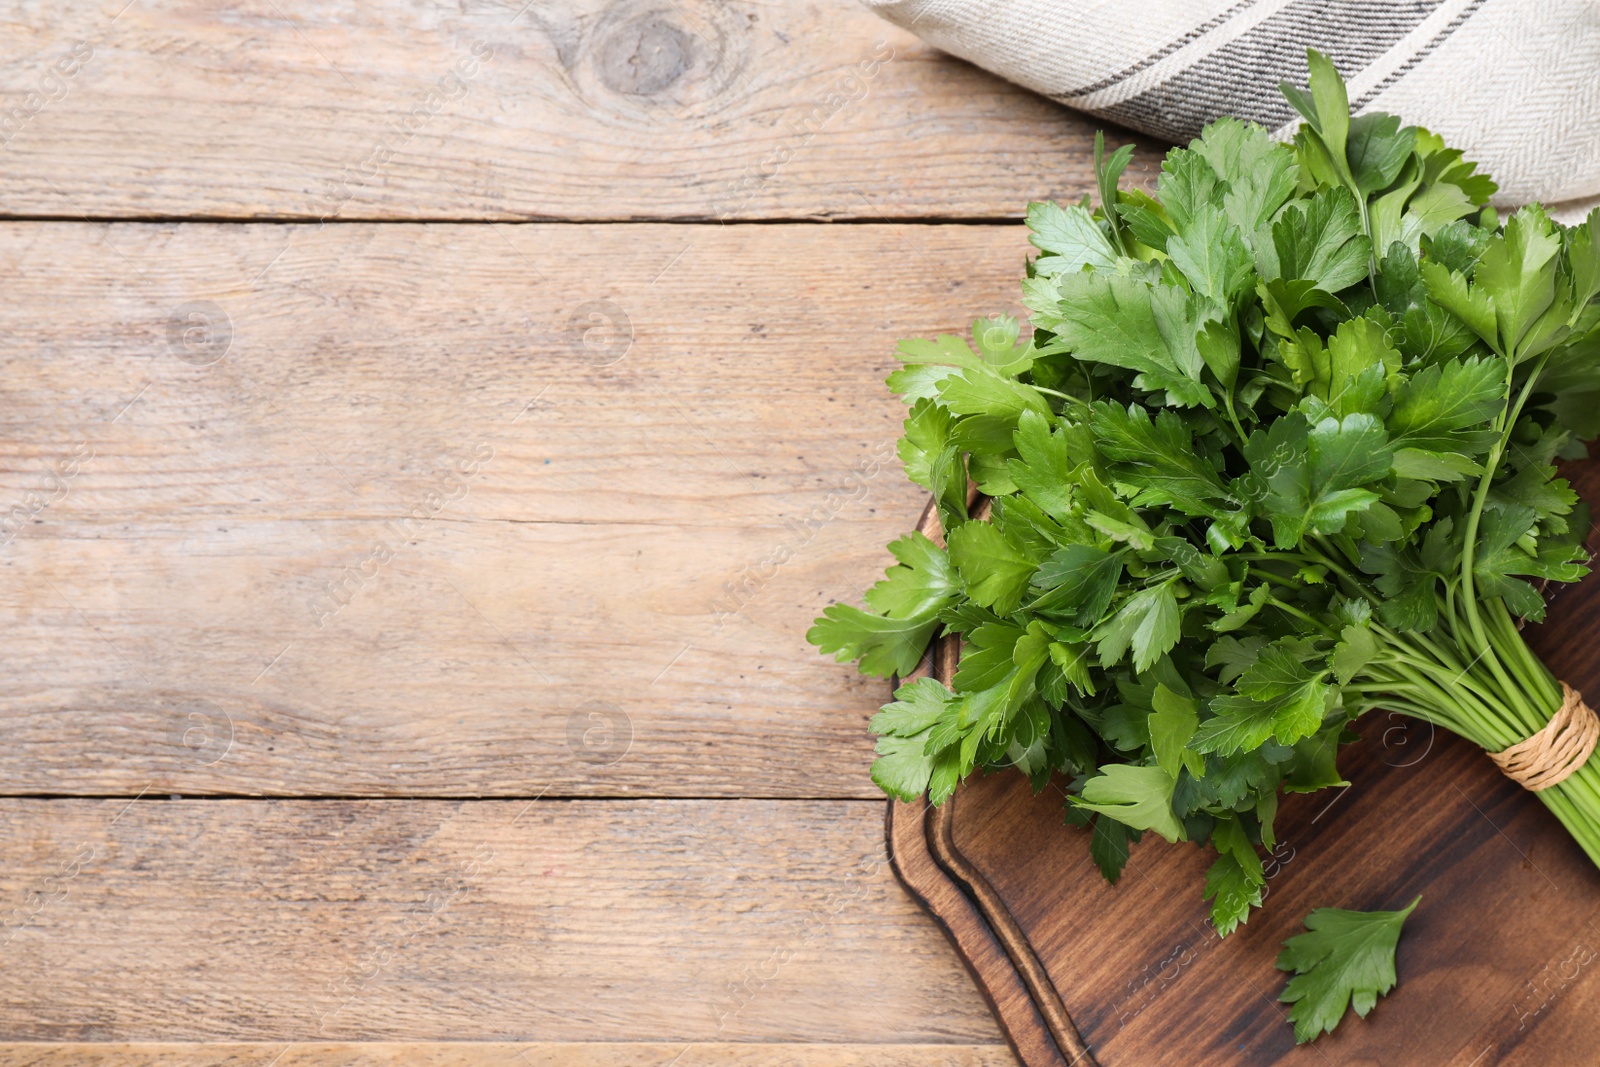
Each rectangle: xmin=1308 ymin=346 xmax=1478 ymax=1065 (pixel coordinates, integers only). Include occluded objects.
xmin=887 ymin=462 xmax=1600 ymax=1066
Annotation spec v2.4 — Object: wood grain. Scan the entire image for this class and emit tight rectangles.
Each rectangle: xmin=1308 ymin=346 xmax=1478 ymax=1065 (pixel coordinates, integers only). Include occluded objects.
xmin=0 ymin=1045 xmax=1017 ymax=1066
xmin=0 ymin=0 xmax=1161 ymax=221
xmin=0 ymin=221 xmax=1032 ymax=797
xmin=0 ymin=798 xmax=1001 ymax=1045
xmin=0 ymin=0 xmax=1134 ymax=1055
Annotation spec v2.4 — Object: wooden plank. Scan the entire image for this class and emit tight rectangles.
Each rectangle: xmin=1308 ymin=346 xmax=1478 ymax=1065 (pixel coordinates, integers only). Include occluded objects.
xmin=0 ymin=0 xmax=1160 ymax=221
xmin=0 ymin=1044 xmax=1017 ymax=1066
xmin=0 ymin=221 xmax=1031 ymax=796
xmin=0 ymin=799 xmax=1002 ymax=1044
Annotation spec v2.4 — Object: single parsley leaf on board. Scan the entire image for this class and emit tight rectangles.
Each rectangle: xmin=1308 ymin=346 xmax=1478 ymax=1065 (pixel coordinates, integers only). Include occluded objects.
xmin=1277 ymin=896 xmax=1420 ymax=1043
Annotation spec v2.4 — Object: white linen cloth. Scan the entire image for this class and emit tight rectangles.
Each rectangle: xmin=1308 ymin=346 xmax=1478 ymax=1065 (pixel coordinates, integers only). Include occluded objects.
xmin=865 ymin=0 xmax=1600 ymax=220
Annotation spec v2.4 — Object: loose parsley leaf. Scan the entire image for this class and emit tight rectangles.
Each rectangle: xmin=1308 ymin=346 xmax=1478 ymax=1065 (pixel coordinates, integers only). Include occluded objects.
xmin=1277 ymin=897 xmax=1420 ymax=1043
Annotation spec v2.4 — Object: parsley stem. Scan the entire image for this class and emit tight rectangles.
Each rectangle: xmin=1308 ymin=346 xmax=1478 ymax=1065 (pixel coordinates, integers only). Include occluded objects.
xmin=1457 ymin=351 xmax=1552 ymax=729
xmin=1351 ymin=190 xmax=1381 ymax=303
xmin=1305 ymin=537 xmax=1373 ymax=593
xmin=1488 ymin=600 xmax=1561 ymax=729
xmin=1223 ymin=392 xmax=1250 ymax=451
xmin=1366 ymin=653 xmax=1505 ymax=740
xmin=1265 ymin=596 xmax=1337 ymax=637
xmin=1029 ymin=385 xmax=1090 ymax=411
xmin=1371 ymin=623 xmax=1461 ymax=673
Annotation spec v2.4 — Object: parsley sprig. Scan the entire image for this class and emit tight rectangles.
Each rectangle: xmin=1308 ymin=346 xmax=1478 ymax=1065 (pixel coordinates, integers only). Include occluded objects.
xmin=1278 ymin=896 xmax=1420 ymax=1043
xmin=811 ymin=52 xmax=1600 ymax=952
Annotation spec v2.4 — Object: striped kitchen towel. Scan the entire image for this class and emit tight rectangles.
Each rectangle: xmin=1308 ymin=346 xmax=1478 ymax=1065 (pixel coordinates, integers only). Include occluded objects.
xmin=865 ymin=0 xmax=1600 ymax=218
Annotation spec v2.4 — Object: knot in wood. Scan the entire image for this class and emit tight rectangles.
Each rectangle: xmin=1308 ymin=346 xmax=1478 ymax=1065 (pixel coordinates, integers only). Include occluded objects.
xmin=595 ymin=12 xmax=694 ymax=96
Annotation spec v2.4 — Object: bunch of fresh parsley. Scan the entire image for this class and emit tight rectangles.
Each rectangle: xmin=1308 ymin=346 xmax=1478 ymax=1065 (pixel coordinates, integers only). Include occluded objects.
xmin=810 ymin=51 xmax=1600 ymax=1037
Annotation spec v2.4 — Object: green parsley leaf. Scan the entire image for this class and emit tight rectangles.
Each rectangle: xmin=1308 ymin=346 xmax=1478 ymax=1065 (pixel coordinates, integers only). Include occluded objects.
xmin=1087 ymin=815 xmax=1137 ymax=883
xmin=1030 ymin=543 xmax=1122 ymax=625
xmin=1093 ymin=582 xmax=1181 ymax=672
xmin=1032 ymin=272 xmax=1212 ymax=408
xmin=1150 ymin=683 xmax=1204 ymax=779
xmin=1168 ymin=204 xmax=1255 ymax=302
xmin=810 ymin=531 xmax=960 ymax=678
xmin=949 ymin=518 xmax=1040 ymax=615
xmin=869 ymin=677 xmax=960 ymax=801
xmin=1090 ymin=402 xmax=1233 ymax=517
xmin=1277 ymin=896 xmax=1420 ymax=1043
xmin=1262 ymin=186 xmax=1372 ymax=295
xmin=1205 ymin=816 xmax=1266 ymax=936
xmin=1074 ymin=763 xmax=1185 ymax=842
xmin=1028 ymin=199 xmax=1119 ymax=276
xmin=1242 ymin=412 xmax=1392 ymax=547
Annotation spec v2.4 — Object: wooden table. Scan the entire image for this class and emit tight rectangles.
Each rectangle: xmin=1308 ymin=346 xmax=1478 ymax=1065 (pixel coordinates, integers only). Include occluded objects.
xmin=0 ymin=2 xmax=1163 ymax=1063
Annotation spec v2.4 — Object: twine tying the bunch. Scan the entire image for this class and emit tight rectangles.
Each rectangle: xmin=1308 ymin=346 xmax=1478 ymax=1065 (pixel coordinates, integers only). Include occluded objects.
xmin=1488 ymin=683 xmax=1600 ymax=792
